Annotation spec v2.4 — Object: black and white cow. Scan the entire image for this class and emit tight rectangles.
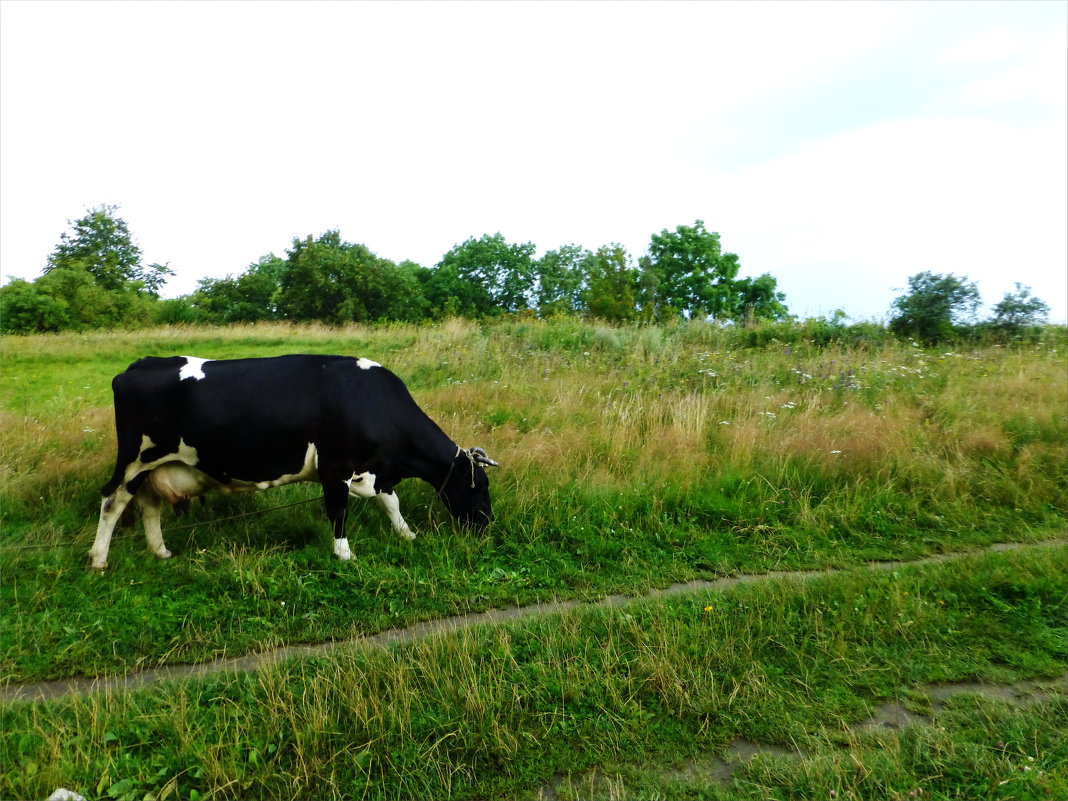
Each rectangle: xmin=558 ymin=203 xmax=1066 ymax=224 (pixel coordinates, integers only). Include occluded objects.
xmin=89 ymin=354 xmax=498 ymax=569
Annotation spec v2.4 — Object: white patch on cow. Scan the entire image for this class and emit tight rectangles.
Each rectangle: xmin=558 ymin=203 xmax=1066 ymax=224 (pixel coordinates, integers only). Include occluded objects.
xmin=376 ymin=491 xmax=416 ymax=540
xmin=356 ymin=357 xmax=380 ymax=370
xmin=179 ymin=356 xmax=211 ymax=381
xmin=138 ymin=434 xmax=156 ymax=459
xmin=176 ymin=438 xmax=199 ymax=463
xmin=346 ymin=470 xmax=377 ymax=498
xmin=333 ymin=537 xmax=352 ymax=561
xmin=245 ymin=443 xmax=319 ymax=489
xmin=123 ymin=437 xmax=200 ymax=491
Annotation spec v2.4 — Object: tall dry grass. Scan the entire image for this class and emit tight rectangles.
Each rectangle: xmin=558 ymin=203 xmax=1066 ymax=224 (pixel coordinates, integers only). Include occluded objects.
xmin=2 ymin=320 xmax=1065 ymax=535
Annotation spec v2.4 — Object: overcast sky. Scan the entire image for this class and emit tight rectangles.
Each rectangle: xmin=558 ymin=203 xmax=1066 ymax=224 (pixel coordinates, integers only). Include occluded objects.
xmin=2 ymin=0 xmax=1065 ymax=322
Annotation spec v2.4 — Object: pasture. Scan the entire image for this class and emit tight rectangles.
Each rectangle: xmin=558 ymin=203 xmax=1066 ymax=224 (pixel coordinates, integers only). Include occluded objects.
xmin=1 ymin=318 xmax=1066 ymax=800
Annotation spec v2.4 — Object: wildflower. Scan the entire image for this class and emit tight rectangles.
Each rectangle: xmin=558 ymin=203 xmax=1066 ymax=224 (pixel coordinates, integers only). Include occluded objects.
xmin=830 ymin=450 xmax=842 ymax=454
xmin=719 ymin=421 xmax=730 ymax=425
xmin=704 ymin=605 xmax=714 ymax=613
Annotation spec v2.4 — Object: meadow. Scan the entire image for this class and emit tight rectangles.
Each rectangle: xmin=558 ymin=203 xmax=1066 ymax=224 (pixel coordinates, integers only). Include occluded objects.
xmin=1 ymin=318 xmax=1065 ymax=800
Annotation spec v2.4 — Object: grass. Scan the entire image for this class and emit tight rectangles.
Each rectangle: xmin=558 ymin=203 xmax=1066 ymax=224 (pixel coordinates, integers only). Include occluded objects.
xmin=1 ymin=319 xmax=1064 ymax=683
xmin=2 ymin=545 xmax=1064 ymax=800
xmin=1 ymin=318 xmax=1066 ymax=798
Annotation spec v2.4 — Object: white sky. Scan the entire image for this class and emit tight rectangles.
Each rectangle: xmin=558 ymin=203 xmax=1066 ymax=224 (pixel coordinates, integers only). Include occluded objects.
xmin=2 ymin=0 xmax=1065 ymax=322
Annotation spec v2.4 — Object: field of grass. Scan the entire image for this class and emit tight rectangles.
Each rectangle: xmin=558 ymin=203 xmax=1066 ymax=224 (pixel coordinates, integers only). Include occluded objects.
xmin=1 ymin=318 xmax=1066 ymax=799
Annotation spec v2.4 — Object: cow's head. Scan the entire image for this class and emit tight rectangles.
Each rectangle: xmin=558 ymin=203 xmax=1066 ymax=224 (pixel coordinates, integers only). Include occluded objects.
xmin=440 ymin=447 xmax=498 ymax=528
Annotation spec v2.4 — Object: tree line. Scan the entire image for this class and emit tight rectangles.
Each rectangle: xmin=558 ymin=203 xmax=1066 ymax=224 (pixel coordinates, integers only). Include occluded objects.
xmin=0 ymin=207 xmax=788 ymax=330
xmin=0 ymin=205 xmax=1052 ymax=342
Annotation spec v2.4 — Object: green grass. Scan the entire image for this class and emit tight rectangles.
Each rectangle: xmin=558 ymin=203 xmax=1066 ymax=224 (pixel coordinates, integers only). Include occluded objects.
xmin=2 ymin=320 xmax=1065 ymax=683
xmin=1 ymin=318 xmax=1066 ymax=798
xmin=2 ymin=545 xmax=1064 ymax=801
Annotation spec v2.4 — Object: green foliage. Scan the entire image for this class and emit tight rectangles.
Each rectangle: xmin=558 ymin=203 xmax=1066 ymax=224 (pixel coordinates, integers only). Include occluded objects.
xmin=45 ymin=204 xmax=172 ymax=295
xmin=275 ymin=231 xmax=426 ymax=324
xmin=889 ymin=271 xmax=981 ymax=344
xmin=0 ymin=319 xmax=1065 ymax=798
xmin=991 ymin=282 xmax=1050 ymax=337
xmin=0 ymin=278 xmax=70 ymax=333
xmin=535 ymin=244 xmax=591 ymax=316
xmin=192 ymin=254 xmax=287 ymax=324
xmin=436 ymin=233 xmax=537 ymax=316
xmin=0 ymin=269 xmax=156 ymax=334
xmin=645 ymin=220 xmax=788 ymax=321
xmin=733 ymin=273 xmax=791 ymax=321
xmin=6 ymin=207 xmax=1055 ymax=355
xmin=1 ymin=547 xmax=1064 ymax=801
xmin=1 ymin=205 xmax=169 ymax=334
xmin=583 ymin=244 xmax=638 ymax=321
xmin=1 ymin=319 xmax=1064 ymax=685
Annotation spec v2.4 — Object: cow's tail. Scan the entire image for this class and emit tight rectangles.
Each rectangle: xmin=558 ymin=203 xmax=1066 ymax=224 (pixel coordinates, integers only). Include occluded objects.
xmin=100 ymin=420 xmax=143 ymax=497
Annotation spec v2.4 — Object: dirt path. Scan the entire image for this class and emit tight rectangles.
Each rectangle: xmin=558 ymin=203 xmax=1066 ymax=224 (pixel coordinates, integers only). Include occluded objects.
xmin=535 ymin=671 xmax=1068 ymax=799
xmin=3 ymin=539 xmax=1064 ymax=705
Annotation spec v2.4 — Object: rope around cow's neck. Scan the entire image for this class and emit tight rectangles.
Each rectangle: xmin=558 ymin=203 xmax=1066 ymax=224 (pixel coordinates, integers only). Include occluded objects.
xmin=437 ymin=446 xmax=476 ymax=496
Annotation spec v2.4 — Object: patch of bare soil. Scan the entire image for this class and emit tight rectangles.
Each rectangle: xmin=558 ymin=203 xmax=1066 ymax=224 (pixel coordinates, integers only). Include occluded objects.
xmin=2 ymin=539 xmax=1064 ymax=705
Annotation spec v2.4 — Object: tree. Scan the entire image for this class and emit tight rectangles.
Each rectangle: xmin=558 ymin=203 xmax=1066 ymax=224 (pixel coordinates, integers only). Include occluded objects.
xmin=889 ymin=271 xmax=980 ymax=343
xmin=645 ymin=220 xmax=739 ymax=319
xmin=436 ymin=234 xmax=536 ymax=316
xmin=535 ymin=244 xmax=591 ymax=316
xmin=643 ymin=220 xmax=787 ymax=321
xmin=732 ymin=274 xmax=790 ymax=321
xmin=0 ymin=278 xmax=70 ymax=333
xmin=991 ymin=283 xmax=1049 ymax=331
xmin=44 ymin=204 xmax=172 ymax=295
xmin=193 ymin=254 xmax=287 ymax=323
xmin=276 ymin=231 xmax=426 ymax=324
xmin=0 ymin=267 xmax=155 ymax=333
xmin=583 ymin=244 xmax=638 ymax=322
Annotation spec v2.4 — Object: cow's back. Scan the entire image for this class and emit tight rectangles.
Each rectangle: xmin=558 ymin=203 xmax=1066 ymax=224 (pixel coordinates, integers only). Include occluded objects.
xmin=112 ymin=355 xmax=385 ymax=484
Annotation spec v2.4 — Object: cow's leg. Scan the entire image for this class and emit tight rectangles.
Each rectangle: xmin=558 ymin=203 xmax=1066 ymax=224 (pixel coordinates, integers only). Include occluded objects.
xmin=89 ymin=487 xmax=134 ymax=569
xmin=321 ymin=475 xmax=352 ymax=561
xmin=136 ymin=486 xmax=172 ymax=560
xmin=376 ymin=489 xmax=416 ymax=541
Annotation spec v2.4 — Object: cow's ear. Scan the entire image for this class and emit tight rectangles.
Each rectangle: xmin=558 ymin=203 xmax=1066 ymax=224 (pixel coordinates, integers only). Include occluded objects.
xmin=469 ymin=447 xmax=499 ymax=468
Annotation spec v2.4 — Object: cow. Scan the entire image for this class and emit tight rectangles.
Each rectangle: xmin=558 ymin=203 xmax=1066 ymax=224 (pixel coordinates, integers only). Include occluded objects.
xmin=88 ymin=354 xmax=498 ymax=569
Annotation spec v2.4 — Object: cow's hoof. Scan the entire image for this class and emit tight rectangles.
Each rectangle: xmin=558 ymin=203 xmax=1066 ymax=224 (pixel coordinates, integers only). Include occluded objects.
xmin=154 ymin=548 xmax=173 ymax=560
xmin=88 ymin=558 xmax=108 ymax=571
